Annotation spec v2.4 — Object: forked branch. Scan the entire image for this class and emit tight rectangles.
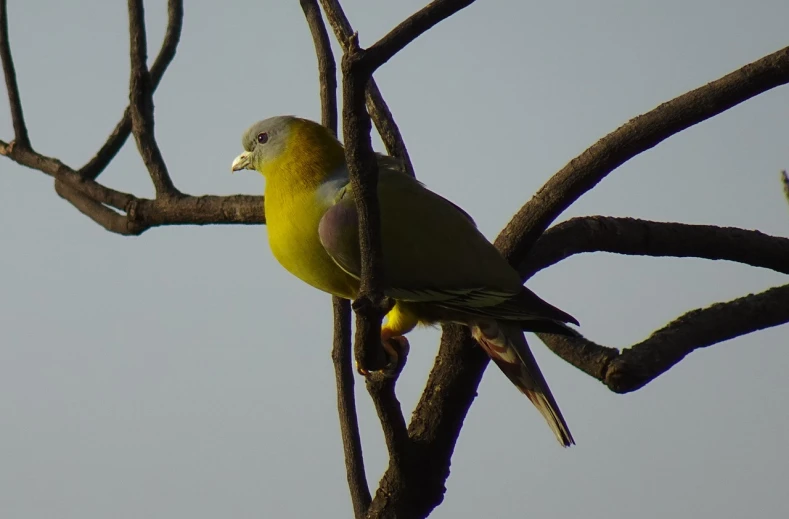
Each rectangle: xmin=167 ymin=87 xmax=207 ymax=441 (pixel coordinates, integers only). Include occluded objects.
xmin=127 ymin=0 xmax=179 ymax=198
xmin=319 ymin=0 xmax=415 ymax=176
xmin=495 ymin=45 xmax=789 ymax=265
xmin=299 ymin=2 xmax=371 ymax=517
xmin=538 ymin=283 xmax=789 ymax=392
xmin=80 ymin=0 xmax=183 ymax=181
xmin=520 ymin=216 xmax=789 ymax=279
xmin=367 ymin=43 xmax=789 ymax=519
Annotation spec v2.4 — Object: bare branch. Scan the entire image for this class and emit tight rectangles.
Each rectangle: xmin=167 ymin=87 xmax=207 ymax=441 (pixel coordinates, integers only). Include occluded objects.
xmin=342 ymin=37 xmax=412 ymax=455
xmin=495 ymin=45 xmax=789 ymax=265
xmin=782 ymin=170 xmax=789 ymax=206
xmin=300 ymin=3 xmax=371 ymax=517
xmin=538 ymin=284 xmax=789 ymax=393
xmin=363 ymin=0 xmax=476 ymax=73
xmin=54 ymin=180 xmax=136 ymax=234
xmin=127 ymin=0 xmax=180 ymax=198
xmin=365 ymin=81 xmax=415 ymax=177
xmin=0 ymin=0 xmax=30 ymax=149
xmin=3 ymin=144 xmax=262 ymax=234
xmin=319 ymin=0 xmax=415 ymax=177
xmin=368 ymin=325 xmax=489 ymax=518
xmin=79 ymin=0 xmax=183 ymax=180
xmin=300 ymin=0 xmax=338 ymax=135
xmin=330 ymin=297 xmax=371 ymax=518
xmin=365 ymin=45 xmax=789 ymax=518
xmin=520 ymin=216 xmax=789 ymax=279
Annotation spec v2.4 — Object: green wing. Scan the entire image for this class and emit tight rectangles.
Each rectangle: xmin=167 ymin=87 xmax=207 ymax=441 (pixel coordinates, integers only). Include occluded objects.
xmin=318 ymin=164 xmax=523 ymax=308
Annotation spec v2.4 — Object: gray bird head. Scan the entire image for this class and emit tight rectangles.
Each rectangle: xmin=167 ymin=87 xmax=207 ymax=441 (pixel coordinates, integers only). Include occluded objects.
xmin=231 ymin=115 xmax=296 ymax=173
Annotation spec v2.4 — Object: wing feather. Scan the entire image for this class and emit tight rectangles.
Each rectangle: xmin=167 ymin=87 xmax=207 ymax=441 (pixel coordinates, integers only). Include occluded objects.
xmin=318 ymin=160 xmax=576 ymax=327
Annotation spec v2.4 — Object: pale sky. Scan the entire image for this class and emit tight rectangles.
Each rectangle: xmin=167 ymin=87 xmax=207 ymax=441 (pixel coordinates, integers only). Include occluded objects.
xmin=2 ymin=1 xmax=788 ymax=518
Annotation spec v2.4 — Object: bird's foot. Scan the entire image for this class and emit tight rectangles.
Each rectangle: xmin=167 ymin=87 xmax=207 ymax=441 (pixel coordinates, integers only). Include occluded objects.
xmin=356 ymin=336 xmax=410 ymax=380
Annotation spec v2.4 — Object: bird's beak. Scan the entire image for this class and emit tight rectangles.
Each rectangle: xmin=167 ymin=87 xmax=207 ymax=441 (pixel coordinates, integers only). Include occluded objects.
xmin=231 ymin=152 xmax=252 ymax=172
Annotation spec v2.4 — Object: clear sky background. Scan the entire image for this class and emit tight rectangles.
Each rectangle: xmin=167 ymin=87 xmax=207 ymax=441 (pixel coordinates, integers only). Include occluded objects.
xmin=2 ymin=1 xmax=788 ymax=518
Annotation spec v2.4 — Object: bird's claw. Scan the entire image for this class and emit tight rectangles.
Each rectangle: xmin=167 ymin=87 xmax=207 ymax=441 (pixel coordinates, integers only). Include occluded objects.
xmin=356 ymin=336 xmax=410 ymax=380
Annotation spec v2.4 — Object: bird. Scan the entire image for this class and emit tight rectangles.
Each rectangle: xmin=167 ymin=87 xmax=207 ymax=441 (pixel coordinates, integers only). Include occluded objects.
xmin=231 ymin=115 xmax=578 ymax=446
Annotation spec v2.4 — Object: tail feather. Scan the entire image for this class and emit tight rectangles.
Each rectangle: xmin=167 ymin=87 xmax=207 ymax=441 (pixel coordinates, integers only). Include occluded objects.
xmin=471 ymin=320 xmax=574 ymax=447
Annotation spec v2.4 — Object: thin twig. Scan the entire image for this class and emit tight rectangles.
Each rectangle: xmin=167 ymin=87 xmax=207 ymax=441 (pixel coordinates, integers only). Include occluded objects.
xmin=538 ymin=284 xmax=789 ymax=393
xmin=80 ymin=0 xmax=183 ymax=180
xmin=495 ymin=45 xmax=789 ymax=265
xmin=0 ymin=0 xmax=30 ymax=149
xmin=300 ymin=0 xmax=338 ymax=136
xmin=782 ymin=170 xmax=789 ymax=206
xmin=330 ymin=298 xmax=371 ymax=518
xmin=520 ymin=216 xmax=789 ymax=278
xmin=127 ymin=0 xmax=180 ymax=198
xmin=365 ymin=81 xmax=415 ymax=177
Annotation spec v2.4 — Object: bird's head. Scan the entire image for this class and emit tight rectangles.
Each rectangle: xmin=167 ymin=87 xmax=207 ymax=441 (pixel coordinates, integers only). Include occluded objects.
xmin=231 ymin=116 xmax=345 ymax=187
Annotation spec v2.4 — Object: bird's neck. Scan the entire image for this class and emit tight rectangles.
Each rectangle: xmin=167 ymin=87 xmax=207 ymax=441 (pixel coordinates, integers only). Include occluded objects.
xmin=262 ymin=119 xmax=346 ymax=195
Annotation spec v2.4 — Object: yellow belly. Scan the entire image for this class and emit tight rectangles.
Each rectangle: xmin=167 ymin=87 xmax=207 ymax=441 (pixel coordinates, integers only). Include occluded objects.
xmin=265 ymin=189 xmax=359 ymax=299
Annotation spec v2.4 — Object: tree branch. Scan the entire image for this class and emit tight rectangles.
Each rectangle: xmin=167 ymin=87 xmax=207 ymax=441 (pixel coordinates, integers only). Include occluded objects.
xmin=495 ymin=45 xmax=789 ymax=265
xmin=368 ymin=325 xmax=489 ymax=518
xmin=538 ymin=284 xmax=789 ymax=393
xmin=365 ymin=81 xmax=415 ymax=178
xmin=79 ymin=0 xmax=183 ymax=180
xmin=362 ymin=0 xmax=476 ymax=73
xmin=330 ymin=297 xmax=371 ymax=518
xmin=0 ymin=0 xmax=30 ymax=149
xmin=520 ymin=216 xmax=789 ymax=279
xmin=782 ymin=170 xmax=789 ymax=206
xmin=301 ymin=0 xmax=337 ymax=136
xmin=367 ymin=44 xmax=789 ymax=518
xmin=341 ymin=38 xmax=390 ymax=374
xmin=300 ymin=2 xmax=371 ymax=517
xmin=2 ymin=142 xmax=262 ymax=234
xmin=127 ymin=0 xmax=180 ymax=198
xmin=319 ymin=0 xmax=415 ymax=177
xmin=342 ymin=34 xmax=411 ymax=472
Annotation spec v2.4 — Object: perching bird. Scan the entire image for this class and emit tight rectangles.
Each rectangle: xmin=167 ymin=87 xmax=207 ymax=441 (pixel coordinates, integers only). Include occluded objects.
xmin=231 ymin=116 xmax=578 ymax=446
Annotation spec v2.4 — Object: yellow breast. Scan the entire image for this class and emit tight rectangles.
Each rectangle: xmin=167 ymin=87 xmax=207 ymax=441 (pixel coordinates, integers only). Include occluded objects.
xmin=265 ymin=183 xmax=359 ymax=300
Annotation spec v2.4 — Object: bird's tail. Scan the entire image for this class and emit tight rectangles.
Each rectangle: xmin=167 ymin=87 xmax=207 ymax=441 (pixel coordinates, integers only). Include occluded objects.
xmin=471 ymin=320 xmax=574 ymax=447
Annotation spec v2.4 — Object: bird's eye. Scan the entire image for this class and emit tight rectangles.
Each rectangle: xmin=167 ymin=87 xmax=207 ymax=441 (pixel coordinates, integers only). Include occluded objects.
xmin=257 ymin=132 xmax=269 ymax=144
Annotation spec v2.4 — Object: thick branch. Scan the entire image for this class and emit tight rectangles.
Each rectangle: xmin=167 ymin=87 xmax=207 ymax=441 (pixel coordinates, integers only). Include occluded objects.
xmin=0 ymin=0 xmax=30 ymax=149
xmin=368 ymin=45 xmax=789 ymax=518
xmin=539 ymin=284 xmax=789 ymax=393
xmin=495 ymin=45 xmax=789 ymax=265
xmin=342 ymin=45 xmax=411 ymax=464
xmin=341 ymin=38 xmax=390 ymax=373
xmin=319 ymin=0 xmax=415 ymax=177
xmin=80 ymin=0 xmax=183 ymax=180
xmin=368 ymin=326 xmax=489 ymax=518
xmin=520 ymin=216 xmax=789 ymax=279
xmin=127 ymin=0 xmax=180 ymax=198
xmin=363 ymin=0 xmax=476 ymax=73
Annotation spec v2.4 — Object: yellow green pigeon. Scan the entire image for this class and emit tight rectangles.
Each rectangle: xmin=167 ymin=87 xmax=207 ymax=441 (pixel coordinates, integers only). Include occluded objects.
xmin=231 ymin=116 xmax=578 ymax=446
